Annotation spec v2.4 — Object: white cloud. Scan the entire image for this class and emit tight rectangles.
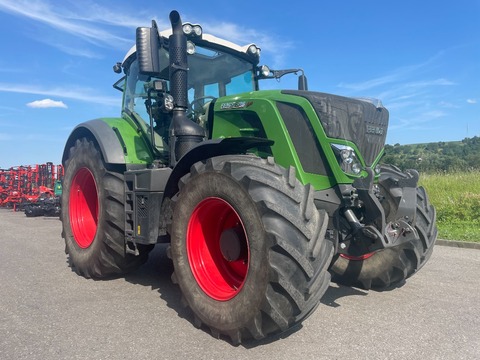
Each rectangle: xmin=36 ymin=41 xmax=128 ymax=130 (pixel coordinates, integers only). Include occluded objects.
xmin=0 ymin=83 xmax=119 ymax=106
xmin=0 ymin=0 xmax=143 ymax=50
xmin=405 ymin=78 xmax=456 ymax=88
xmin=0 ymin=1 xmax=291 ymax=66
xmin=467 ymin=99 xmax=477 ymax=104
xmin=438 ymin=101 xmax=460 ymax=109
xmin=333 ymin=50 xmax=462 ymax=136
xmin=26 ymin=98 xmax=67 ymax=109
xmin=336 ymin=49 xmax=455 ymax=95
xmin=338 ymin=73 xmax=401 ymax=92
xmin=202 ymin=21 xmax=293 ymax=69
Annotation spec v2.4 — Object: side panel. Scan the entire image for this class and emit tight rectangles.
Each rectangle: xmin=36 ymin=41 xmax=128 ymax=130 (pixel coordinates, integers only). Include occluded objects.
xmin=211 ymin=92 xmax=339 ymax=190
xmin=124 ymin=167 xmax=173 ymax=246
xmin=62 ymin=118 xmax=154 ymax=166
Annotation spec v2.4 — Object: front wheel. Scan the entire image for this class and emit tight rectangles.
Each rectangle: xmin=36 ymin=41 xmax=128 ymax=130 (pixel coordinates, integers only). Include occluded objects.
xmin=169 ymin=155 xmax=333 ymax=344
xmin=329 ymin=186 xmax=437 ymax=289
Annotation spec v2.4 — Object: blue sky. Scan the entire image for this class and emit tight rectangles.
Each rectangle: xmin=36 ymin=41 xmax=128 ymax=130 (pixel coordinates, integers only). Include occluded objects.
xmin=0 ymin=0 xmax=478 ymax=168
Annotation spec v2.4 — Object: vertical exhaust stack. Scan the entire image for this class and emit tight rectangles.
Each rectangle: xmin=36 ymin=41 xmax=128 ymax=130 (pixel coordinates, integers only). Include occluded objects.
xmin=168 ymin=10 xmax=205 ymax=166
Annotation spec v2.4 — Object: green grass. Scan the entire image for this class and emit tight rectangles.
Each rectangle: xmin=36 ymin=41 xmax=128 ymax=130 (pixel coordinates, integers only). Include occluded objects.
xmin=419 ymin=171 xmax=480 ymax=243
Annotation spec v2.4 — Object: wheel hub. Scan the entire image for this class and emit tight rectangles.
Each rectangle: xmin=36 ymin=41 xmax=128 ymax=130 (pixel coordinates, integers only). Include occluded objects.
xmin=219 ymin=226 xmax=247 ymax=262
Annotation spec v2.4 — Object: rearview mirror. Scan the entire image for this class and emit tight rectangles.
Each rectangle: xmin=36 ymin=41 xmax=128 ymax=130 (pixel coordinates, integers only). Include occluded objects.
xmin=298 ymin=74 xmax=308 ymax=91
xmin=136 ymin=21 xmax=161 ymax=75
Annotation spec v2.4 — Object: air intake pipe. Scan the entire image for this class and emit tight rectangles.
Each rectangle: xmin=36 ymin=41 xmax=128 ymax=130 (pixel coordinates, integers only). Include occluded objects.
xmin=168 ymin=10 xmax=205 ymax=166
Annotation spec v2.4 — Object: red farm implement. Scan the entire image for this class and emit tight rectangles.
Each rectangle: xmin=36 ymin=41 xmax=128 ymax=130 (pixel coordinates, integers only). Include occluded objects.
xmin=0 ymin=163 xmax=63 ymax=213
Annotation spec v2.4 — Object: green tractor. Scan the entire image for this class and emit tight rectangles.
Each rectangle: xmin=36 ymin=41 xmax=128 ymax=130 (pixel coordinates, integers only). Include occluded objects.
xmin=61 ymin=10 xmax=437 ymax=344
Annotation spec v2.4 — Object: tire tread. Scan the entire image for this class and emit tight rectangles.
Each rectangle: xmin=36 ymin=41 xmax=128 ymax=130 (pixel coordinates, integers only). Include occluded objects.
xmin=170 ymin=155 xmax=333 ymax=343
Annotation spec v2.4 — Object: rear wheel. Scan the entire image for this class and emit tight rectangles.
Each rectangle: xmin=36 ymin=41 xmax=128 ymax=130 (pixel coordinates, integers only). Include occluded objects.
xmin=329 ymin=186 xmax=437 ymax=289
xmin=61 ymin=138 xmax=152 ymax=278
xmin=169 ymin=155 xmax=333 ymax=344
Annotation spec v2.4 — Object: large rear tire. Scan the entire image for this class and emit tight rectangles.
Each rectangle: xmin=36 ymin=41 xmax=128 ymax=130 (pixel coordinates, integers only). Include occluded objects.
xmin=329 ymin=186 xmax=437 ymax=289
xmin=61 ymin=138 xmax=152 ymax=278
xmin=169 ymin=155 xmax=333 ymax=344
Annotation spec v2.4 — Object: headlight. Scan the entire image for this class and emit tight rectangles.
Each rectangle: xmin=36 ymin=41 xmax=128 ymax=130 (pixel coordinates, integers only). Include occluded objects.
xmin=340 ymin=148 xmax=353 ymax=164
xmin=351 ymin=162 xmax=362 ymax=175
xmin=331 ymin=144 xmax=363 ymax=175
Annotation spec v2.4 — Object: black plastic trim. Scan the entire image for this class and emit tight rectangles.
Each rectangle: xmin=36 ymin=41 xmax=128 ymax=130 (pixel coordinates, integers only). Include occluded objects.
xmin=276 ymin=101 xmax=331 ymax=176
xmin=62 ymin=119 xmax=126 ymax=165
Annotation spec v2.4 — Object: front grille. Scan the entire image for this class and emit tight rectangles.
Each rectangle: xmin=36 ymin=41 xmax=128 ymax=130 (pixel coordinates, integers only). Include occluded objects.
xmin=283 ymin=91 xmax=389 ymax=166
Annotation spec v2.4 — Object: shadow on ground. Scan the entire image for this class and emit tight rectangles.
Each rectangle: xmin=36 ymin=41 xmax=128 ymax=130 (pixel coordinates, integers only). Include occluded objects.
xmin=121 ymin=244 xmax=384 ymax=346
xmin=124 ymin=244 xmax=187 ymax=317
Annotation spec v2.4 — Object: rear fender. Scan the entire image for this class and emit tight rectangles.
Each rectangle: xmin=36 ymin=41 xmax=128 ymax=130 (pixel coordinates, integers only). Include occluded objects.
xmin=62 ymin=118 xmax=153 ymax=166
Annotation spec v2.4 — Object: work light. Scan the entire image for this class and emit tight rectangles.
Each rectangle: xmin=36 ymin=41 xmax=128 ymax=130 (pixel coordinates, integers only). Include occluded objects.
xmin=183 ymin=23 xmax=202 ymax=37
xmin=186 ymin=41 xmax=196 ymax=55
xmin=248 ymin=44 xmax=260 ymax=56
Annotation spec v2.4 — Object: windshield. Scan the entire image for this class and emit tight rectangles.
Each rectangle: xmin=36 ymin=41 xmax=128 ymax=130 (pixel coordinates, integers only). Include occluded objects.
xmin=188 ymin=45 xmax=255 ymax=101
xmin=124 ymin=44 xmax=255 ymax=123
xmin=122 ymin=43 xmax=255 ymax=159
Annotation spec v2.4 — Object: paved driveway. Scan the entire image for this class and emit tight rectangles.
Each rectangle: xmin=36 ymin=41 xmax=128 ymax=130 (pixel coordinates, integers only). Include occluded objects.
xmin=0 ymin=209 xmax=479 ymax=359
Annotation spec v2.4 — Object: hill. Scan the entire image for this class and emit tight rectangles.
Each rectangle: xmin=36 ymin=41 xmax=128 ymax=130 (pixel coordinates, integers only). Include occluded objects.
xmin=383 ymin=136 xmax=480 ymax=173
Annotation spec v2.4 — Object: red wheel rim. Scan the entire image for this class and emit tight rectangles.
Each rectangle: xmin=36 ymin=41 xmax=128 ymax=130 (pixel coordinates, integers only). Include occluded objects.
xmin=69 ymin=168 xmax=99 ymax=248
xmin=187 ymin=197 xmax=249 ymax=301
xmin=340 ymin=252 xmax=376 ymax=261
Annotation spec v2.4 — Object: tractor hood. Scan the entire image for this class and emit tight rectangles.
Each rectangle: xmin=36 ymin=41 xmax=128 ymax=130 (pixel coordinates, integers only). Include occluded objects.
xmin=282 ymin=90 xmax=389 ymax=166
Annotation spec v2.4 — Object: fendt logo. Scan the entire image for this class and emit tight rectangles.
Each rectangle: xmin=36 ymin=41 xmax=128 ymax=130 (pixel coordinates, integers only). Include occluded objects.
xmin=366 ymin=124 xmax=385 ymax=135
xmin=220 ymin=101 xmax=253 ymax=110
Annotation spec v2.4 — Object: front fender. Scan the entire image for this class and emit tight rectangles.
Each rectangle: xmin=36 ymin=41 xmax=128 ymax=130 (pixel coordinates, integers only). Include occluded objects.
xmin=163 ymin=137 xmax=274 ymax=199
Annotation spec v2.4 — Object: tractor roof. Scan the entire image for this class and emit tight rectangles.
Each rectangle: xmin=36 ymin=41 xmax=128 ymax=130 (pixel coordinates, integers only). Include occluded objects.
xmin=122 ymin=27 xmax=260 ymax=67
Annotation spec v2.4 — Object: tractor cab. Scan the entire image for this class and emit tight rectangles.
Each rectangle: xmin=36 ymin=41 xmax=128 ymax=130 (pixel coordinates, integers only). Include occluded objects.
xmin=114 ymin=25 xmax=262 ymax=162
xmin=114 ymin=22 xmax=307 ymax=165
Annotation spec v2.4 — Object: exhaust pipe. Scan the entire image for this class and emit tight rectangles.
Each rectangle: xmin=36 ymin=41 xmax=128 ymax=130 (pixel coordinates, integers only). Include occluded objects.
xmin=168 ymin=10 xmax=205 ymax=166
xmin=169 ymin=11 xmax=188 ymax=109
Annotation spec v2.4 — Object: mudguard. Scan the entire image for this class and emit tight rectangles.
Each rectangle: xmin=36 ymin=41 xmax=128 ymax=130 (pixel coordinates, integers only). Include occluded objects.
xmin=163 ymin=137 xmax=274 ymax=199
xmin=62 ymin=118 xmax=154 ymax=166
